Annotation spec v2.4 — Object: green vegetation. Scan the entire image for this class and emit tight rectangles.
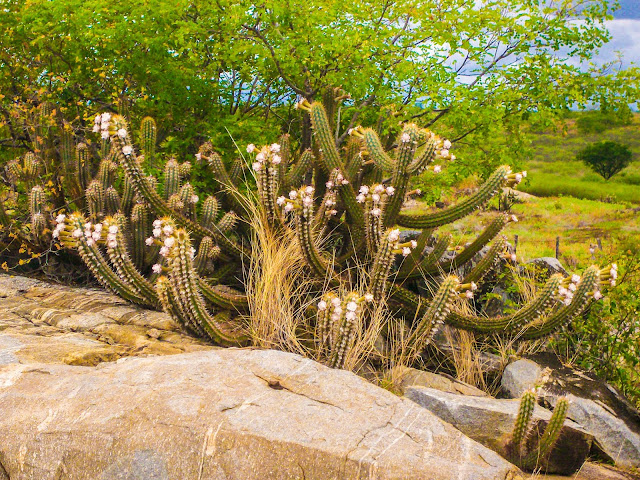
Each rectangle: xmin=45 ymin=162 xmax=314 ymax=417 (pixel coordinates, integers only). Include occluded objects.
xmin=577 ymin=140 xmax=633 ymax=181
xmin=520 ymin=115 xmax=640 ymax=204
xmin=2 ymin=0 xmax=639 ymax=173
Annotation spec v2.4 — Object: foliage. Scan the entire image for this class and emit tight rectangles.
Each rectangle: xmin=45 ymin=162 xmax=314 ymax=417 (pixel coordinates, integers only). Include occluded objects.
xmin=576 ymin=140 xmax=632 ymax=180
xmin=575 ymin=106 xmax=634 ymax=134
xmin=1 ymin=0 xmax=639 ymax=176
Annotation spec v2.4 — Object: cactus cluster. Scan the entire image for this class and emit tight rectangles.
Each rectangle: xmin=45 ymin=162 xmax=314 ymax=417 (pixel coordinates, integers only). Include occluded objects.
xmin=5 ymin=89 xmax=617 ymax=372
xmin=508 ymin=388 xmax=571 ymax=471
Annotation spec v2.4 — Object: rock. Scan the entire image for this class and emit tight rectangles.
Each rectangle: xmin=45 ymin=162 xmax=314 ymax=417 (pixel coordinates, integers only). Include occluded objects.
xmin=0 ymin=274 xmax=520 ymax=479
xmin=527 ymin=257 xmax=568 ymax=276
xmin=389 ymin=366 xmax=489 ymax=396
xmin=502 ymin=354 xmax=640 ymax=470
xmin=398 ymin=229 xmax=422 ymax=243
xmin=501 ymin=359 xmax=543 ymax=397
xmin=0 ymin=349 xmax=520 ymax=479
xmin=406 ymin=386 xmax=593 ymax=475
xmin=524 ymin=462 xmax=640 ymax=480
xmin=0 ymin=274 xmax=212 ymax=367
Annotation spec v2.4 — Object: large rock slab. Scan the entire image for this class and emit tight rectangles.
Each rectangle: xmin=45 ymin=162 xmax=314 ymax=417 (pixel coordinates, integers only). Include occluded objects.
xmin=0 ymin=349 xmax=520 ymax=480
xmin=0 ymin=274 xmax=212 ymax=366
xmin=406 ymin=386 xmax=592 ymax=474
xmin=502 ymin=355 xmax=640 ymax=469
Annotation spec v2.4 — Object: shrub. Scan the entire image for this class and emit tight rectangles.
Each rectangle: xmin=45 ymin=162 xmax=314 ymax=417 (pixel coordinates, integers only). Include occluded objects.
xmin=576 ymin=141 xmax=632 ymax=180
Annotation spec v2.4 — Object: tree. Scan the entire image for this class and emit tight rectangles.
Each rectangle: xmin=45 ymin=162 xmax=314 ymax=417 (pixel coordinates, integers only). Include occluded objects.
xmin=577 ymin=141 xmax=633 ymax=180
xmin=1 ymin=0 xmax=639 ymax=172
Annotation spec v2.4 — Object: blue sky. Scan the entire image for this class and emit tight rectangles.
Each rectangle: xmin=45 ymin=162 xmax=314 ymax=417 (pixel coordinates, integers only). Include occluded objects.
xmin=599 ymin=0 xmax=640 ymax=67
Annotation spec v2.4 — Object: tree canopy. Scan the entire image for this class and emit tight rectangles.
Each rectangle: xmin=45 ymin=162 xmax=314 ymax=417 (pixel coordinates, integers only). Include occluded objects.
xmin=577 ymin=140 xmax=633 ymax=180
xmin=1 ymin=0 xmax=639 ymax=171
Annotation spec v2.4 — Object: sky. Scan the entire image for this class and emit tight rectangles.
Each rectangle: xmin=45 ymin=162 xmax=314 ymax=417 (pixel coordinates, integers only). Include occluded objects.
xmin=600 ymin=0 xmax=640 ymax=68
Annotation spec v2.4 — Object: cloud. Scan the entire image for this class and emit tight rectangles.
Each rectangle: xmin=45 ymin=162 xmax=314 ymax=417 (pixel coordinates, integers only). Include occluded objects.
xmin=595 ymin=19 xmax=640 ymax=68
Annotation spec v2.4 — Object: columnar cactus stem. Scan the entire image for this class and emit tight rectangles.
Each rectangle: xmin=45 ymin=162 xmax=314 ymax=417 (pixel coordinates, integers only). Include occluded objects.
xmin=446 ymin=274 xmax=563 ymax=333
xmin=130 ymin=203 xmax=151 ymax=269
xmin=306 ymin=102 xmax=365 ymax=242
xmin=371 ymin=229 xmax=401 ymax=299
xmin=140 ymin=116 xmax=157 ymax=161
xmin=522 ymin=397 xmax=569 ymax=469
xmin=396 ymin=166 xmax=513 ymax=228
xmin=283 ymin=149 xmax=314 ymax=188
xmin=163 ymin=158 xmax=181 ymax=200
xmin=86 ymin=180 xmax=105 ymax=222
xmin=383 ymin=124 xmax=420 ymax=226
xmin=103 ymin=216 xmax=159 ymax=306
xmin=462 ymin=236 xmax=507 ymax=285
xmin=200 ymin=196 xmax=220 ymax=230
xmin=161 ymin=227 xmax=248 ymax=345
xmin=405 ymin=276 xmax=460 ymax=360
xmin=75 ymin=143 xmax=91 ymax=193
xmin=521 ymin=266 xmax=601 ymax=339
xmin=105 ymin=186 xmax=121 ymax=215
xmin=511 ymin=388 xmax=538 ymax=459
xmin=419 ymin=214 xmax=510 ymax=277
xmin=55 ymin=214 xmax=150 ymax=306
xmin=97 ymin=158 xmax=117 ymax=191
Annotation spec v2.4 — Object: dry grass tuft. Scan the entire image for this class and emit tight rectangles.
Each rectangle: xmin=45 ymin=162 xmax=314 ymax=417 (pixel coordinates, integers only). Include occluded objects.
xmin=244 ymin=205 xmax=314 ymax=358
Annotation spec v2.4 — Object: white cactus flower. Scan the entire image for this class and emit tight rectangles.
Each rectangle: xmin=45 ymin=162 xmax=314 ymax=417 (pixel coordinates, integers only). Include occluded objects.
xmin=571 ymin=274 xmax=580 ymax=283
xmin=252 ymin=162 xmax=262 ymax=171
xmin=388 ymin=229 xmax=400 ymax=242
xmin=108 ymin=225 xmax=118 ymax=234
xmin=371 ymin=208 xmax=382 ymax=217
xmin=270 ymin=143 xmax=281 ymax=153
xmin=317 ymin=300 xmax=327 ymax=311
xmin=433 ymin=165 xmax=442 ymax=173
xmin=272 ymin=154 xmax=282 ymax=165
xmin=346 ymin=301 xmax=358 ymax=312
xmin=345 ymin=311 xmax=357 ymax=321
xmin=386 ymin=186 xmax=395 ymax=196
xmin=117 ymin=128 xmax=127 ymax=138
xmin=152 ymin=264 xmax=162 ymax=274
xmin=162 ymin=225 xmax=174 ymax=236
xmin=276 ymin=196 xmax=286 ymax=206
xmin=359 ymin=185 xmax=370 ymax=195
xmin=145 ymin=237 xmax=155 ymax=246
xmin=159 ymin=246 xmax=169 ymax=256
xmin=357 ymin=194 xmax=366 ymax=203
xmin=401 ymin=133 xmax=411 ymax=143
xmin=593 ymin=291 xmax=603 ymax=300
xmin=289 ymin=190 xmax=298 ymax=200
xmin=122 ymin=145 xmax=133 ymax=155
xmin=402 ymin=247 xmax=411 ymax=256
xmin=410 ymin=240 xmax=418 ymax=249
xmin=443 ymin=139 xmax=452 ymax=149
xmin=284 ymin=203 xmax=294 ymax=213
xmin=246 ymin=144 xmax=256 ymax=153
xmin=163 ymin=237 xmax=175 ymax=248
xmin=364 ymin=293 xmax=374 ymax=302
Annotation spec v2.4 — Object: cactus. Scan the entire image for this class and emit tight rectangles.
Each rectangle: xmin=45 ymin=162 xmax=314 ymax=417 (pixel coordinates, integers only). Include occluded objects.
xmin=15 ymin=97 xmax=613 ymax=377
xmin=140 ymin=116 xmax=157 ymax=162
xmin=508 ymin=388 xmax=571 ymax=471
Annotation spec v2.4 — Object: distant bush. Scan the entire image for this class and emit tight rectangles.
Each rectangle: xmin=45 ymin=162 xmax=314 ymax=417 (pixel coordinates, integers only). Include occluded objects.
xmin=575 ymin=105 xmax=633 ymax=134
xmin=577 ymin=141 xmax=632 ymax=180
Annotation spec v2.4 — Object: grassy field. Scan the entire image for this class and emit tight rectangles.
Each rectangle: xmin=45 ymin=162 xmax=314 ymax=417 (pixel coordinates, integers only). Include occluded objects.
xmin=423 ymin=194 xmax=639 ymax=269
xmin=407 ymin=115 xmax=640 ymax=268
xmin=520 ymin=115 xmax=640 ymax=204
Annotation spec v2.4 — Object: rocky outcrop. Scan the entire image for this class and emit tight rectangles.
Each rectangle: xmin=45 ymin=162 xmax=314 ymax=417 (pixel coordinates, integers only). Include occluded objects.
xmin=501 ymin=355 xmax=640 ymax=470
xmin=0 ymin=350 xmax=521 ymax=480
xmin=0 ymin=275 xmax=521 ymax=479
xmin=389 ymin=365 xmax=489 ymax=396
xmin=0 ymin=274 xmax=212 ymax=367
xmin=405 ymin=386 xmax=593 ymax=475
